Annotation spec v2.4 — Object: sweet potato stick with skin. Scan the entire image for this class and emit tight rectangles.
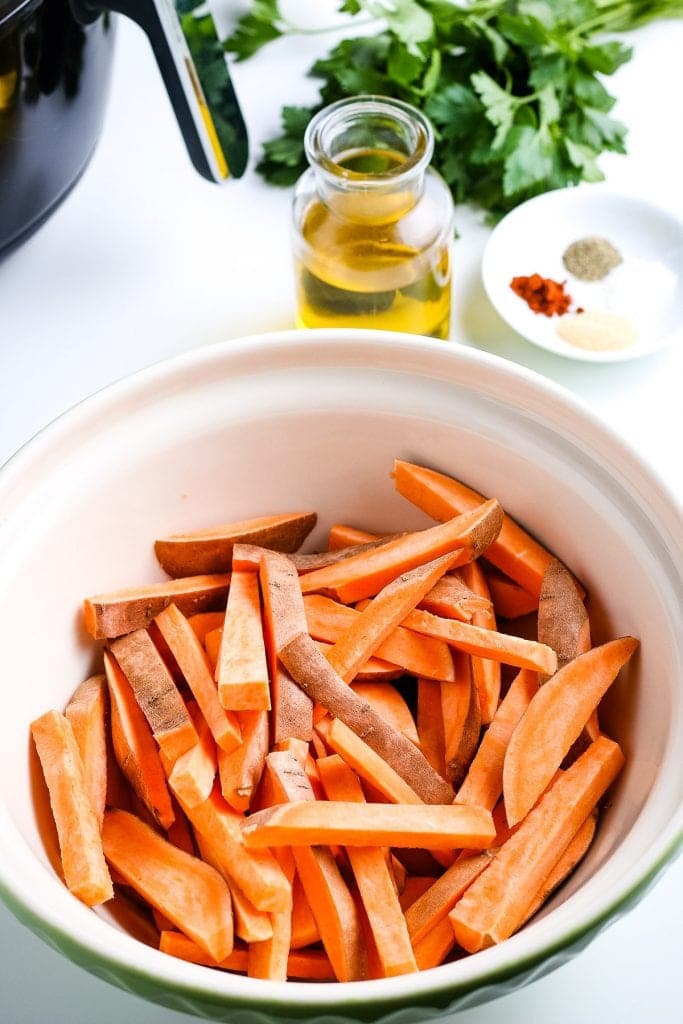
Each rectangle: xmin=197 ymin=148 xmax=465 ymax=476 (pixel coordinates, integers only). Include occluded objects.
xmin=300 ymin=500 xmax=504 ymax=604
xmin=441 ymin=653 xmax=473 ymax=785
xmin=538 ymin=559 xmax=598 ymax=738
xmin=503 ymin=637 xmax=638 ymax=826
xmin=216 ymin=568 xmax=271 ymax=711
xmin=538 ymin=559 xmax=591 ymax=674
xmin=350 ymin=681 xmax=420 ymax=745
xmin=290 ymin=536 xmax=402 ymax=574
xmin=451 ymin=736 xmax=624 ymax=951
xmin=65 ymin=674 xmax=108 ymax=831
xmin=316 ymin=717 xmax=423 ymax=805
xmin=460 ymin=560 xmax=501 ymax=723
xmin=178 ymin=782 xmax=291 ymax=913
xmin=486 ymin=568 xmax=538 ymax=619
xmin=102 ymin=808 xmax=233 ymax=962
xmin=218 ymin=709 xmax=269 ymax=813
xmin=259 ymin=550 xmax=314 ymax=742
xmin=456 ymin=669 xmax=539 ymax=811
xmin=447 ymin=674 xmax=482 ymax=790
xmin=265 ymin=751 xmax=367 ymax=983
xmin=167 ymin=702 xmax=217 ymax=810
xmin=392 ymin=459 xmax=562 ymax=600
xmin=154 ymin=512 xmax=317 ymax=577
xmin=279 ymin=632 xmax=455 ymax=805
xmin=31 ymin=711 xmax=113 ymax=906
xmin=159 ymin=931 xmax=335 ymax=981
xmin=83 ymin=574 xmax=230 ymax=640
xmin=104 ymin=652 xmax=175 ymax=830
xmin=109 ymin=630 xmax=198 ymax=763
xmin=242 ymin=801 xmax=496 ymax=850
xmin=306 ymin=593 xmax=454 ymax=682
xmin=154 ymin=604 xmax=242 ymax=752
xmin=402 ymin=609 xmax=557 ymax=675
xmin=405 ymin=853 xmax=490 ymax=946
xmin=317 ymin=755 xmax=418 ymax=978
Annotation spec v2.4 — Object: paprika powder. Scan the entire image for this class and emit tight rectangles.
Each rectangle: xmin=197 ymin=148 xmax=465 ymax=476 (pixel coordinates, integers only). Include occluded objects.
xmin=510 ymin=274 xmax=573 ymax=317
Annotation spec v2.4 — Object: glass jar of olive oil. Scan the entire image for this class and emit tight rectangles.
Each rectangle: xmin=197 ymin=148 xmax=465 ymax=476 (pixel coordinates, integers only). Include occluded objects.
xmin=292 ymin=96 xmax=455 ymax=339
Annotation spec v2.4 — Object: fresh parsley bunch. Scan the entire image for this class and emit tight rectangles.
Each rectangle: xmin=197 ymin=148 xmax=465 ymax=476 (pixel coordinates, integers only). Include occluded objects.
xmin=224 ymin=0 xmax=682 ymax=217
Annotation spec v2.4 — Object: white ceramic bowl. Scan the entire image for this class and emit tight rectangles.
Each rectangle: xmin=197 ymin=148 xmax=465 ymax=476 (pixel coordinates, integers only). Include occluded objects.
xmin=1 ymin=330 xmax=682 ymax=1023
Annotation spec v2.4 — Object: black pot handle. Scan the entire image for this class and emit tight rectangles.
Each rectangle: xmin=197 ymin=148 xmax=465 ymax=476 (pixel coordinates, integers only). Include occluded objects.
xmin=72 ymin=0 xmax=248 ymax=182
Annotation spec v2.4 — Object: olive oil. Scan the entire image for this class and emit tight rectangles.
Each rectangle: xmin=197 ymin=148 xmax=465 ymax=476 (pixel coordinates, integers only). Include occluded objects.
xmin=292 ymin=100 xmax=455 ymax=339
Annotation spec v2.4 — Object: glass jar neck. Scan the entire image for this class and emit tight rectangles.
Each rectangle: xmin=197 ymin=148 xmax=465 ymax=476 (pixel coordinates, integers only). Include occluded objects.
xmin=304 ymin=95 xmax=434 ymax=224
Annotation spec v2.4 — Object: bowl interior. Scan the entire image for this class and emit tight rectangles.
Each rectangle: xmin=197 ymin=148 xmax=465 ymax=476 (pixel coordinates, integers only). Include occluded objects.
xmin=0 ymin=332 xmax=681 ymax=1016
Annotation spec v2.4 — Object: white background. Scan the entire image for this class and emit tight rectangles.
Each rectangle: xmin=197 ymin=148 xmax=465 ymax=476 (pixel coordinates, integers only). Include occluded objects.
xmin=1 ymin=3 xmax=682 ymax=1022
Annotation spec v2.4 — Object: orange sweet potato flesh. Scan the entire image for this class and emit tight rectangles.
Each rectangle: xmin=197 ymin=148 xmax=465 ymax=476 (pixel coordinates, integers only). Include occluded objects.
xmin=300 ymin=500 xmax=504 ymax=604
xmin=216 ymin=568 xmax=271 ymax=712
xmin=316 ymin=717 xmax=423 ymax=805
xmin=350 ymin=681 xmax=419 ymax=745
xmin=154 ymin=603 xmax=243 ymax=752
xmin=102 ymin=808 xmax=233 ymax=962
xmin=460 ymin=560 xmax=501 ymax=724
xmin=486 ymin=568 xmax=538 ymax=619
xmin=451 ymin=736 xmax=624 ymax=951
xmin=317 ymin=755 xmax=418 ymax=978
xmin=242 ymin=801 xmax=496 ymax=850
xmin=83 ymin=575 xmax=230 ymax=640
xmin=154 ymin=512 xmax=317 ymax=577
xmin=393 ymin=460 xmax=562 ymax=600
xmin=405 ymin=852 xmax=490 ymax=946
xmin=159 ymin=930 xmax=335 ymax=980
xmin=404 ymin=609 xmax=557 ymax=675
xmin=218 ymin=709 xmax=269 ymax=813
xmin=503 ymin=637 xmax=638 ymax=826
xmin=109 ymin=630 xmax=198 ymax=763
xmin=520 ymin=810 xmax=597 ymax=927
xmin=65 ymin=674 xmax=108 ymax=831
xmin=31 ymin=710 xmax=113 ymax=906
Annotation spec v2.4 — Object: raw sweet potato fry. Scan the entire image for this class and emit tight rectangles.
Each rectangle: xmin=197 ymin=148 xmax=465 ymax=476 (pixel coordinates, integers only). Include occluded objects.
xmin=167 ymin=702 xmax=217 ymax=810
xmin=279 ymin=632 xmax=455 ymax=805
xmin=405 ymin=852 xmax=490 ymax=945
xmin=317 ymin=755 xmax=418 ymax=978
xmin=412 ymin=917 xmax=459 ymax=971
xmin=441 ymin=653 xmax=474 ymax=786
xmin=486 ymin=568 xmax=538 ymax=619
xmin=315 ymin=717 xmax=423 ymax=804
xmin=187 ymin=611 xmax=225 ymax=644
xmin=403 ymin=609 xmax=557 ymax=675
xmin=109 ymin=630 xmax=198 ymax=763
xmin=154 ymin=603 xmax=242 ymax=752
xmin=31 ymin=710 xmax=113 ymax=906
xmin=65 ymin=674 xmax=108 ymax=831
xmin=159 ymin=931 xmax=335 ymax=980
xmin=103 ymin=652 xmax=175 ymax=830
xmin=178 ymin=782 xmax=291 ymax=913
xmin=520 ymin=810 xmax=598 ymax=927
xmin=327 ymin=523 xmax=381 ymax=548
xmin=217 ymin=568 xmax=271 ymax=712
xmin=460 ymin=560 xmax=501 ymax=723
xmin=290 ymin=536 xmax=401 ymax=574
xmin=290 ymin=874 xmax=321 ymax=949
xmin=451 ymin=736 xmax=624 ymax=951
xmin=83 ymin=574 xmax=230 ymax=640
xmin=229 ymin=884 xmax=275 ymax=943
xmin=416 ymin=678 xmax=446 ymax=779
xmin=300 ymin=500 xmax=504 ymax=604
xmin=259 ymin=550 xmax=314 ymax=742
xmin=154 ymin=512 xmax=317 ymax=577
xmin=393 ymin=460 xmax=561 ymax=599
xmin=446 ymin=671 xmax=481 ymax=789
xmin=218 ymin=709 xmax=269 ymax=813
xmin=538 ymin=559 xmax=598 ymax=739
xmin=305 ymin=583 xmax=456 ymax=683
xmin=102 ymin=808 xmax=233 ymax=962
xmin=456 ymin=669 xmax=539 ymax=811
xmin=241 ymin=801 xmax=496 ymax=850
xmin=265 ymin=752 xmax=367 ymax=982
xmin=503 ymin=637 xmax=638 ymax=826
xmin=350 ymin=681 xmax=420 ymax=745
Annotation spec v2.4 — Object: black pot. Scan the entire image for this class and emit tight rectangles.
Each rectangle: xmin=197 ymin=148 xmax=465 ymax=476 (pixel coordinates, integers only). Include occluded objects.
xmin=0 ymin=0 xmax=248 ymax=259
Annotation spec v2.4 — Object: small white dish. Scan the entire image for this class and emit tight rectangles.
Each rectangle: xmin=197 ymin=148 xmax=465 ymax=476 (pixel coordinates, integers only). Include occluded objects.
xmin=481 ymin=186 xmax=683 ymax=362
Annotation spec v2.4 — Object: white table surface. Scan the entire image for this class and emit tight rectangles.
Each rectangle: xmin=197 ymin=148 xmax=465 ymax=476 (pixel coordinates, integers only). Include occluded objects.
xmin=1 ymin=6 xmax=682 ymax=1022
